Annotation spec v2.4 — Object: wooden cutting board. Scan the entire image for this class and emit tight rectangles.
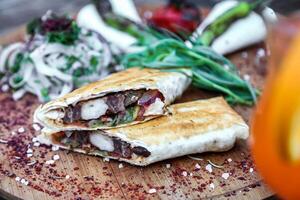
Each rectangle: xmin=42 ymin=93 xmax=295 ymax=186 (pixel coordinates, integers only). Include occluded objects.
xmin=0 ymin=23 xmax=274 ymax=200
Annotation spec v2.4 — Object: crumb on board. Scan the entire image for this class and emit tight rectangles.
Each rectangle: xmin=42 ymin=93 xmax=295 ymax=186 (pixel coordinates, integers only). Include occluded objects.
xmin=51 ymin=145 xmax=60 ymax=151
xmin=32 ymin=124 xmax=41 ymax=131
xmin=18 ymin=127 xmax=25 ymax=133
xmin=53 ymin=155 xmax=60 ymax=161
xmin=182 ymin=171 xmax=188 ymax=177
xmin=148 ymin=188 xmax=157 ymax=194
xmin=45 ymin=160 xmax=55 ymax=165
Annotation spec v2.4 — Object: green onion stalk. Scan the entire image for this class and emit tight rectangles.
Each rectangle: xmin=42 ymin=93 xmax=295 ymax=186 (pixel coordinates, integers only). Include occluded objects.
xmin=122 ymin=39 xmax=258 ymax=105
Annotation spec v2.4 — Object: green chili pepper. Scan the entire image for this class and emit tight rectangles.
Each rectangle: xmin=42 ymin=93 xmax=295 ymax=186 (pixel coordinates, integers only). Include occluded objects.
xmin=199 ymin=0 xmax=265 ymax=46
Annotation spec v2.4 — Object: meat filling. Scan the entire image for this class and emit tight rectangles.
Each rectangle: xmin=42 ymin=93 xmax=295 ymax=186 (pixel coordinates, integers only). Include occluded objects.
xmin=52 ymin=131 xmax=151 ymax=159
xmin=61 ymin=89 xmax=164 ymax=127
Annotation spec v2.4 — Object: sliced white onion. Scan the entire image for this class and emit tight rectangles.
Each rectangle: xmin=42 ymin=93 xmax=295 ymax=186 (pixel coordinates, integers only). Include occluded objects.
xmin=0 ymin=43 xmax=24 ymax=72
xmin=30 ymin=48 xmax=73 ymax=81
xmin=58 ymin=83 xmax=73 ymax=97
xmin=0 ymin=19 xmax=112 ymax=102
xmin=12 ymin=89 xmax=26 ymax=101
xmin=109 ymin=0 xmax=142 ymax=23
xmin=8 ymin=48 xmax=22 ymax=69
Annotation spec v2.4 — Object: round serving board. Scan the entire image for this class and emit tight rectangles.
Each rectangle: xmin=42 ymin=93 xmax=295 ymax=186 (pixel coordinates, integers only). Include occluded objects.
xmin=0 ymin=6 xmax=274 ymax=199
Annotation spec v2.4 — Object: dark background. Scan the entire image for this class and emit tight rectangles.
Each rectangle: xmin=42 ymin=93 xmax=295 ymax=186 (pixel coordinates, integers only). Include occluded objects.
xmin=0 ymin=0 xmax=299 ymax=35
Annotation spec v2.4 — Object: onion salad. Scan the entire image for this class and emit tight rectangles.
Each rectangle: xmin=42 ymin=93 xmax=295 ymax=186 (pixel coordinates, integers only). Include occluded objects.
xmin=0 ymin=11 xmax=113 ymax=102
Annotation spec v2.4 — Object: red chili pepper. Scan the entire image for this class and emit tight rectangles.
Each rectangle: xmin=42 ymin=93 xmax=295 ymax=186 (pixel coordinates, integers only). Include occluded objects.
xmin=148 ymin=0 xmax=201 ymax=35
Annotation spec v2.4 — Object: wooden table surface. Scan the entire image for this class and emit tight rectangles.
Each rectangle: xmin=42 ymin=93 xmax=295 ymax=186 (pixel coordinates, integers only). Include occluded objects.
xmin=0 ymin=1 xmax=284 ymax=200
xmin=0 ymin=31 xmax=275 ymax=199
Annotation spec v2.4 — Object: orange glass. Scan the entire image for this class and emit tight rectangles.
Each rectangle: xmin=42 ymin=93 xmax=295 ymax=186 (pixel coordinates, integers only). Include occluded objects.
xmin=251 ymin=16 xmax=300 ymax=200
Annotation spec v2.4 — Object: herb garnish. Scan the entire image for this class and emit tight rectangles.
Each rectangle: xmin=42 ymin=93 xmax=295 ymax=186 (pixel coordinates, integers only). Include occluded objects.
xmin=122 ymin=37 xmax=257 ymax=105
xmin=27 ymin=14 xmax=81 ymax=45
xmin=90 ymin=56 xmax=99 ymax=71
xmin=41 ymin=88 xmax=50 ymax=101
xmin=10 ymin=53 xmax=24 ymax=73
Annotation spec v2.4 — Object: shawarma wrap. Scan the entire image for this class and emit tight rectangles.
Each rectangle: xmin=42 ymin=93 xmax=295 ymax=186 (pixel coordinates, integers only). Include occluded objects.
xmin=34 ymin=68 xmax=191 ymax=131
xmin=37 ymin=97 xmax=249 ymax=166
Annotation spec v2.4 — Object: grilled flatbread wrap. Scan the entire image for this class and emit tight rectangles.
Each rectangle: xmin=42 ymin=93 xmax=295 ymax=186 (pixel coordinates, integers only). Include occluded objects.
xmin=34 ymin=68 xmax=191 ymax=131
xmin=37 ymin=97 xmax=249 ymax=166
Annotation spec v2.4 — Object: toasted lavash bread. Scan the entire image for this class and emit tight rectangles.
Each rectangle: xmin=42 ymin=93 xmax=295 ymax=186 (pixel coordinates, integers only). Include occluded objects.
xmin=37 ymin=97 xmax=249 ymax=166
xmin=34 ymin=68 xmax=191 ymax=131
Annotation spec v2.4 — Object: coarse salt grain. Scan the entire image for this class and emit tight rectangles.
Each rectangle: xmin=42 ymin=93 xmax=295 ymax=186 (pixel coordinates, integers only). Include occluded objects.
xmin=166 ymin=163 xmax=171 ymax=168
xmin=24 ymin=181 xmax=29 ymax=186
xmin=51 ymin=145 xmax=60 ymax=151
xmin=103 ymin=157 xmax=110 ymax=162
xmin=222 ymin=173 xmax=230 ymax=180
xmin=257 ymin=48 xmax=266 ymax=57
xmin=65 ymin=175 xmax=70 ymax=179
xmin=32 ymin=124 xmax=41 ymax=131
xmin=0 ymin=139 xmax=8 ymax=144
xmin=18 ymin=127 xmax=25 ymax=133
xmin=182 ymin=171 xmax=188 ymax=177
xmin=45 ymin=160 xmax=55 ymax=165
xmin=15 ymin=177 xmax=20 ymax=182
xmin=26 ymin=148 xmax=33 ymax=154
xmin=1 ymin=84 xmax=9 ymax=92
xmin=224 ymin=64 xmax=230 ymax=71
xmin=11 ymin=131 xmax=16 ymax=136
xmin=33 ymin=142 xmax=40 ymax=147
xmin=205 ymin=164 xmax=213 ymax=173
xmin=227 ymin=158 xmax=232 ymax=163
xmin=20 ymin=179 xmax=26 ymax=184
xmin=243 ymin=74 xmax=251 ymax=81
xmin=118 ymin=163 xmax=124 ymax=169
xmin=195 ymin=163 xmax=201 ymax=169
xmin=27 ymin=154 xmax=33 ymax=158
xmin=249 ymin=168 xmax=254 ymax=173
xmin=53 ymin=155 xmax=60 ymax=161
xmin=32 ymin=137 xmax=38 ymax=143
xmin=189 ymin=173 xmax=193 ymax=177
xmin=209 ymin=183 xmax=215 ymax=189
xmin=148 ymin=188 xmax=157 ymax=194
